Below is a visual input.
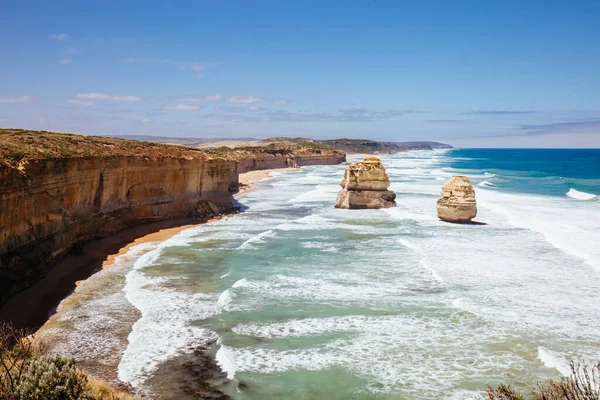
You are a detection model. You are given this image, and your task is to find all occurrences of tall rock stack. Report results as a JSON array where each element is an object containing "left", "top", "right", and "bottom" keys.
[
  {"left": 437, "top": 175, "right": 477, "bottom": 223},
  {"left": 335, "top": 157, "right": 397, "bottom": 209}
]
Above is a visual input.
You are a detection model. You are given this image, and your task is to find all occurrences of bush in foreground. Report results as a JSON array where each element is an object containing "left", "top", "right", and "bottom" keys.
[
  {"left": 14, "top": 356, "right": 93, "bottom": 400},
  {"left": 0, "top": 323, "right": 137, "bottom": 400}
]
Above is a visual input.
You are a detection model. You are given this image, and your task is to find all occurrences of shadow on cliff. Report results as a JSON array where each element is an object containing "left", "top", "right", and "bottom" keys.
[{"left": 0, "top": 217, "right": 224, "bottom": 332}]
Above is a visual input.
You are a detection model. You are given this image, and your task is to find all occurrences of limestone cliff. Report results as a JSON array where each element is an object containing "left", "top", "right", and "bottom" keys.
[
  {"left": 204, "top": 143, "right": 346, "bottom": 174},
  {"left": 437, "top": 175, "right": 477, "bottom": 223},
  {"left": 335, "top": 157, "right": 397, "bottom": 209},
  {"left": 0, "top": 141, "right": 236, "bottom": 302},
  {"left": 0, "top": 130, "right": 345, "bottom": 305}
]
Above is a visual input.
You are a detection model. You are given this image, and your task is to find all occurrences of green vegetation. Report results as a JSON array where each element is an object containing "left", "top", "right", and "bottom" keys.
[
  {"left": 0, "top": 323, "right": 138, "bottom": 400},
  {"left": 14, "top": 356, "right": 93, "bottom": 400},
  {"left": 487, "top": 361, "right": 600, "bottom": 400}
]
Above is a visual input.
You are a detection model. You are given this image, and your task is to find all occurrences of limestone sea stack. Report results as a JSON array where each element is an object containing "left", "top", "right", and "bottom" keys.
[
  {"left": 437, "top": 175, "right": 477, "bottom": 223},
  {"left": 335, "top": 157, "right": 396, "bottom": 209}
]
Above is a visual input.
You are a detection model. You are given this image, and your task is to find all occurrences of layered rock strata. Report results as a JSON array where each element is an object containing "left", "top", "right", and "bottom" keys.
[
  {"left": 0, "top": 129, "right": 346, "bottom": 306},
  {"left": 0, "top": 156, "right": 236, "bottom": 301},
  {"left": 335, "top": 157, "right": 396, "bottom": 209},
  {"left": 437, "top": 175, "right": 477, "bottom": 223}
]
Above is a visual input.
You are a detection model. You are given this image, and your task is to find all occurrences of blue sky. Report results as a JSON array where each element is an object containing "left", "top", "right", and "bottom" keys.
[{"left": 1, "top": 0, "right": 599, "bottom": 147}]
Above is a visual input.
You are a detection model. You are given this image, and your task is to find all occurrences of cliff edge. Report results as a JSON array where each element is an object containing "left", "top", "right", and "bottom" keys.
[{"left": 0, "top": 129, "right": 345, "bottom": 307}]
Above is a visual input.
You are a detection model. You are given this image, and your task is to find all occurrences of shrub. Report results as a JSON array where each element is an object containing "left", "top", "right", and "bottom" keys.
[
  {"left": 488, "top": 361, "right": 600, "bottom": 400},
  {"left": 1, "top": 323, "right": 140, "bottom": 400},
  {"left": 0, "top": 322, "right": 34, "bottom": 398},
  {"left": 14, "top": 356, "right": 94, "bottom": 400},
  {"left": 487, "top": 384, "right": 526, "bottom": 400}
]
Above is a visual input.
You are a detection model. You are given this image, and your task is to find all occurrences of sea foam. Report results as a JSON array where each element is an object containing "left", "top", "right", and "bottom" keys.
[
  {"left": 566, "top": 188, "right": 597, "bottom": 201},
  {"left": 537, "top": 346, "right": 571, "bottom": 376}
]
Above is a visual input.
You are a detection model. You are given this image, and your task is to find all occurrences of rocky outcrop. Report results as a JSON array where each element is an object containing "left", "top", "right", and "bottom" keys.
[
  {"left": 335, "top": 157, "right": 396, "bottom": 209},
  {"left": 437, "top": 176, "right": 477, "bottom": 223}
]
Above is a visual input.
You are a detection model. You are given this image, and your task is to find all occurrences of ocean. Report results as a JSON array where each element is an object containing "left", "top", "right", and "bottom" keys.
[{"left": 41, "top": 149, "right": 600, "bottom": 399}]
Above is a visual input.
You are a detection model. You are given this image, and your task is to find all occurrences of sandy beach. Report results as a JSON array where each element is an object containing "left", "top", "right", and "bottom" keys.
[
  {"left": 235, "top": 167, "right": 301, "bottom": 197},
  {"left": 102, "top": 167, "right": 302, "bottom": 270}
]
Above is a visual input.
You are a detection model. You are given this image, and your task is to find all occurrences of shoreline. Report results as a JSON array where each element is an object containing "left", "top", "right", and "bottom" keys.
[
  {"left": 234, "top": 167, "right": 301, "bottom": 197},
  {"left": 27, "top": 166, "right": 304, "bottom": 397},
  {"left": 0, "top": 167, "right": 302, "bottom": 332}
]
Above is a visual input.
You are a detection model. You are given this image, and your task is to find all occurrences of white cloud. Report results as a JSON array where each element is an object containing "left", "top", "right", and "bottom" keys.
[
  {"left": 164, "top": 104, "right": 200, "bottom": 111},
  {"left": 274, "top": 99, "right": 290, "bottom": 105},
  {"left": 58, "top": 59, "right": 72, "bottom": 65},
  {"left": 67, "top": 93, "right": 142, "bottom": 106},
  {"left": 175, "top": 95, "right": 222, "bottom": 102},
  {"left": 0, "top": 96, "right": 32, "bottom": 104},
  {"left": 52, "top": 34, "right": 70, "bottom": 40},
  {"left": 67, "top": 98, "right": 94, "bottom": 106},
  {"left": 63, "top": 47, "right": 78, "bottom": 54},
  {"left": 126, "top": 56, "right": 136, "bottom": 63},
  {"left": 76, "top": 93, "right": 142, "bottom": 102},
  {"left": 227, "top": 95, "right": 262, "bottom": 104}
]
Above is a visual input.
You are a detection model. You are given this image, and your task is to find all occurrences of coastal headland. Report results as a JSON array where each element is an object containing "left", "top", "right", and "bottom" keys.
[{"left": 0, "top": 129, "right": 345, "bottom": 329}]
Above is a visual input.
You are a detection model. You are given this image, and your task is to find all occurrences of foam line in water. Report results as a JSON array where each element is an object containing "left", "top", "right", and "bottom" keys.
[
  {"left": 238, "top": 229, "right": 277, "bottom": 249},
  {"left": 226, "top": 313, "right": 526, "bottom": 394},
  {"left": 215, "top": 342, "right": 238, "bottom": 379},
  {"left": 477, "top": 188, "right": 600, "bottom": 270},
  {"left": 118, "top": 233, "right": 222, "bottom": 387},
  {"left": 537, "top": 346, "right": 571, "bottom": 376},
  {"left": 566, "top": 188, "right": 597, "bottom": 201}
]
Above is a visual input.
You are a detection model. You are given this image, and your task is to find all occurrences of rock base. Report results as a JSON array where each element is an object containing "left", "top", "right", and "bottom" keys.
[
  {"left": 335, "top": 189, "right": 396, "bottom": 209},
  {"left": 437, "top": 198, "right": 477, "bottom": 222}
]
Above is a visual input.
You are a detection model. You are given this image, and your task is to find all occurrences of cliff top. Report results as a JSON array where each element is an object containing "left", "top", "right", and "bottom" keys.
[
  {"left": 0, "top": 129, "right": 344, "bottom": 168},
  {"left": 0, "top": 129, "right": 216, "bottom": 167},
  {"left": 201, "top": 141, "right": 344, "bottom": 158}
]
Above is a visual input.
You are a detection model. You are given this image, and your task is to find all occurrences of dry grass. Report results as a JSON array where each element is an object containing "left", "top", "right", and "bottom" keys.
[
  {"left": 488, "top": 361, "right": 600, "bottom": 400},
  {"left": 0, "top": 128, "right": 216, "bottom": 167},
  {"left": 87, "top": 378, "right": 140, "bottom": 400}
]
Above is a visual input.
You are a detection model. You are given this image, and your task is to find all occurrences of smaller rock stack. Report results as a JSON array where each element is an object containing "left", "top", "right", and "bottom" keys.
[
  {"left": 437, "top": 176, "right": 477, "bottom": 223},
  {"left": 335, "top": 157, "right": 397, "bottom": 209}
]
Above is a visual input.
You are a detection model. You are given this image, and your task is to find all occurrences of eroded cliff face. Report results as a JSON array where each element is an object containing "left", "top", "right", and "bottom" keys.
[
  {"left": 0, "top": 156, "right": 236, "bottom": 300},
  {"left": 0, "top": 129, "right": 346, "bottom": 307}
]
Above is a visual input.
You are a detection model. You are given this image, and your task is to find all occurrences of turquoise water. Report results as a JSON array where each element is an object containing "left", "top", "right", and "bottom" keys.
[{"left": 43, "top": 150, "right": 600, "bottom": 399}]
